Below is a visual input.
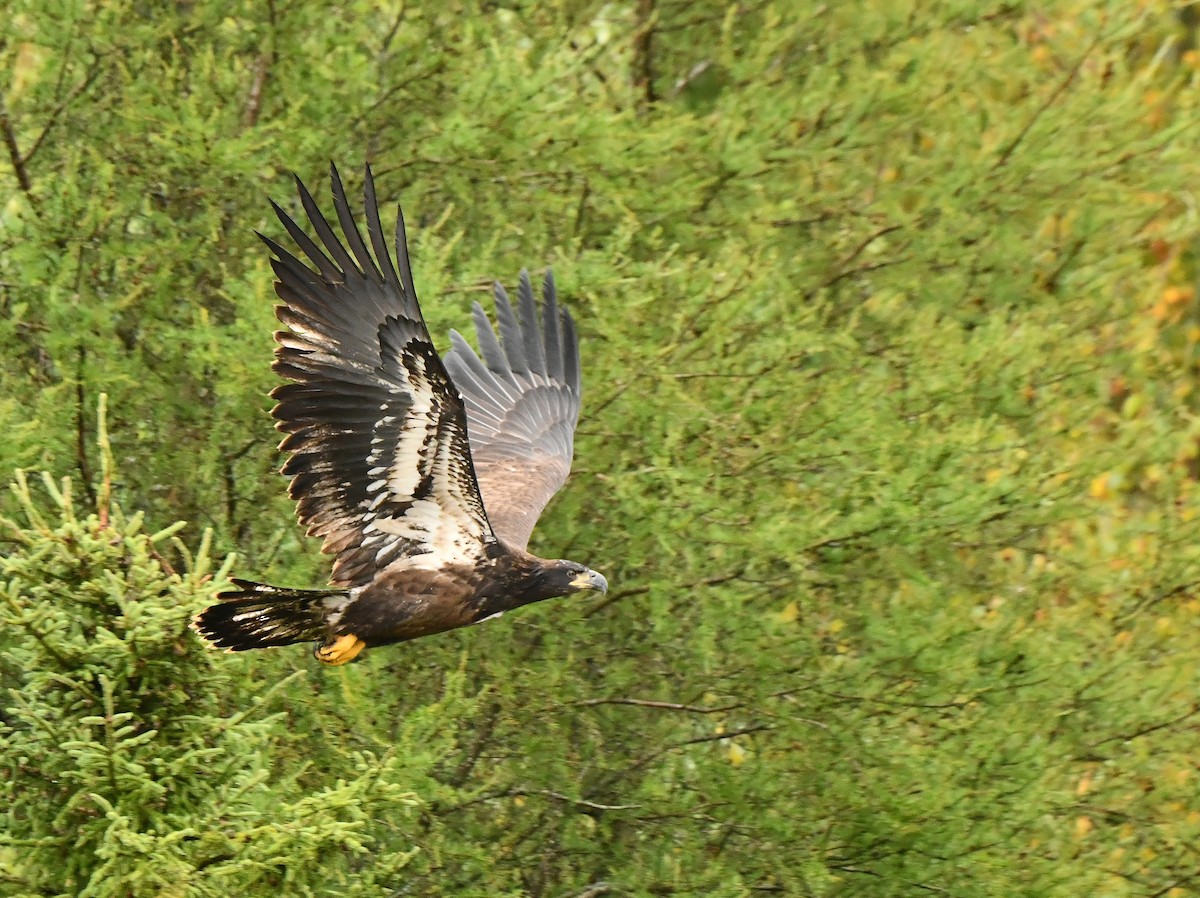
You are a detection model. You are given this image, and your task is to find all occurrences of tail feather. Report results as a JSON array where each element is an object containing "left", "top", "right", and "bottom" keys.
[{"left": 193, "top": 578, "right": 350, "bottom": 652}]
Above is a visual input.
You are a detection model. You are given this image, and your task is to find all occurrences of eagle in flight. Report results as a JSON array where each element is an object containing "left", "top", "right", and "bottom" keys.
[{"left": 193, "top": 165, "right": 606, "bottom": 665}]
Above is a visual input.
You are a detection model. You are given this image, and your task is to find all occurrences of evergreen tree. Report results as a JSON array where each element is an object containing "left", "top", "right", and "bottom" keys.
[{"left": 0, "top": 400, "right": 462, "bottom": 896}]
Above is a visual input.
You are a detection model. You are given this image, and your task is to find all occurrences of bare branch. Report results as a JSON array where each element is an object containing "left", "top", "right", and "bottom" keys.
[
  {"left": 561, "top": 884, "right": 615, "bottom": 898},
  {"left": 573, "top": 697, "right": 742, "bottom": 714},
  {"left": 0, "top": 99, "right": 34, "bottom": 204},
  {"left": 672, "top": 724, "right": 775, "bottom": 748},
  {"left": 244, "top": 55, "right": 271, "bottom": 127},
  {"left": 582, "top": 584, "right": 648, "bottom": 618},
  {"left": 243, "top": 0, "right": 276, "bottom": 127},
  {"left": 74, "top": 345, "right": 97, "bottom": 509},
  {"left": 20, "top": 57, "right": 105, "bottom": 170},
  {"left": 987, "top": 37, "right": 1100, "bottom": 176},
  {"left": 633, "top": 0, "right": 658, "bottom": 106},
  {"left": 530, "top": 789, "right": 640, "bottom": 812}
]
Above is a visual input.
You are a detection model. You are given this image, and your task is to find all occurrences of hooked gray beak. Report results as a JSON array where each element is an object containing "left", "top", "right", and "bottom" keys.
[{"left": 570, "top": 569, "right": 608, "bottom": 594}]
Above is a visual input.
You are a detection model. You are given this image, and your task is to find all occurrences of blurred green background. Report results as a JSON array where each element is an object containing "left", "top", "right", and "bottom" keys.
[{"left": 3, "top": 1, "right": 1200, "bottom": 895}]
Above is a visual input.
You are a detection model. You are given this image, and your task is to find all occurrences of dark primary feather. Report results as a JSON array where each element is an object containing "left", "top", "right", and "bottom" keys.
[
  {"left": 443, "top": 270, "right": 583, "bottom": 550},
  {"left": 265, "top": 164, "right": 494, "bottom": 587}
]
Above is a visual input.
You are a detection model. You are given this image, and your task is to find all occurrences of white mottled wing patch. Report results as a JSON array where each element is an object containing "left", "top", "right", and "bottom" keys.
[{"left": 265, "top": 166, "right": 496, "bottom": 587}]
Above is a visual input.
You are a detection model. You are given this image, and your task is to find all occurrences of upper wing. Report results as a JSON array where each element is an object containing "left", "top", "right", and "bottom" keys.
[
  {"left": 442, "top": 271, "right": 582, "bottom": 551},
  {"left": 265, "top": 165, "right": 495, "bottom": 587}
]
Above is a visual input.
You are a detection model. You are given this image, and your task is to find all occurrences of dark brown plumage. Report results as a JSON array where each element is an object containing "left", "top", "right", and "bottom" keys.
[{"left": 193, "top": 165, "right": 605, "bottom": 665}]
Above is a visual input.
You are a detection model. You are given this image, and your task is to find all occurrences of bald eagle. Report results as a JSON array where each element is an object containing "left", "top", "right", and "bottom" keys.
[{"left": 193, "top": 166, "right": 606, "bottom": 665}]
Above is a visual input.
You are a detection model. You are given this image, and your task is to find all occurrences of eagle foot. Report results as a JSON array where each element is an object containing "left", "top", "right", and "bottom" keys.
[{"left": 315, "top": 634, "right": 366, "bottom": 666}]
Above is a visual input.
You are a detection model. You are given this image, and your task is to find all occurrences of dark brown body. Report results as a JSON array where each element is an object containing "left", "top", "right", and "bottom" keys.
[
  {"left": 193, "top": 545, "right": 604, "bottom": 664},
  {"left": 338, "top": 565, "right": 482, "bottom": 647},
  {"left": 330, "top": 549, "right": 580, "bottom": 648}
]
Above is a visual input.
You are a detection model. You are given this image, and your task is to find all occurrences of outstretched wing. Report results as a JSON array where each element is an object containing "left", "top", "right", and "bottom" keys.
[
  {"left": 442, "top": 271, "right": 582, "bottom": 551},
  {"left": 265, "top": 164, "right": 495, "bottom": 587}
]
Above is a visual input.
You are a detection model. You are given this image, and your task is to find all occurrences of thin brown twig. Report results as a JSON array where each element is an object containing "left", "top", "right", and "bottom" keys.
[
  {"left": 244, "top": 55, "right": 271, "bottom": 127},
  {"left": 1087, "top": 703, "right": 1200, "bottom": 750},
  {"left": 572, "top": 175, "right": 591, "bottom": 239},
  {"left": 810, "top": 224, "right": 905, "bottom": 294},
  {"left": 987, "top": 37, "right": 1100, "bottom": 175},
  {"left": 587, "top": 723, "right": 774, "bottom": 799},
  {"left": 243, "top": 0, "right": 276, "bottom": 127},
  {"left": 573, "top": 697, "right": 742, "bottom": 714},
  {"left": 20, "top": 57, "right": 104, "bottom": 171},
  {"left": 0, "top": 100, "right": 34, "bottom": 202},
  {"left": 582, "top": 584, "right": 648, "bottom": 618},
  {"left": 583, "top": 569, "right": 741, "bottom": 619},
  {"left": 528, "top": 789, "right": 640, "bottom": 812},
  {"left": 675, "top": 724, "right": 773, "bottom": 745},
  {"left": 633, "top": 0, "right": 658, "bottom": 106},
  {"left": 74, "top": 345, "right": 97, "bottom": 509}
]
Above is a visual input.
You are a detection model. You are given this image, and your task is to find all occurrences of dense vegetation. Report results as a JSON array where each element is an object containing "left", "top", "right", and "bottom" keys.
[{"left": 3, "top": 1, "right": 1200, "bottom": 895}]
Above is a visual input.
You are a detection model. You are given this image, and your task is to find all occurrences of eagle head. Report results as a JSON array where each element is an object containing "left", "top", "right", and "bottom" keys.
[
  {"left": 472, "top": 555, "right": 608, "bottom": 623},
  {"left": 514, "top": 558, "right": 607, "bottom": 606},
  {"left": 552, "top": 560, "right": 609, "bottom": 596}
]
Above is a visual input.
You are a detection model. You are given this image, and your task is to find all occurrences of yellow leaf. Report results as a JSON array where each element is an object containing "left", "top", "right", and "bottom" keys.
[
  {"left": 1075, "top": 816, "right": 1093, "bottom": 838},
  {"left": 1076, "top": 772, "right": 1093, "bottom": 796},
  {"left": 727, "top": 742, "right": 747, "bottom": 766},
  {"left": 1165, "top": 285, "right": 1194, "bottom": 306},
  {"left": 776, "top": 601, "right": 799, "bottom": 623}
]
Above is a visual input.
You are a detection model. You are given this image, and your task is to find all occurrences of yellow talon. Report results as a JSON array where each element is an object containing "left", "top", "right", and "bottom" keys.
[{"left": 315, "top": 634, "right": 366, "bottom": 666}]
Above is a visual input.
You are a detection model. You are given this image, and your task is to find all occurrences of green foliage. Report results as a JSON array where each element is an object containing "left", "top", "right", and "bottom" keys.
[
  {"left": 0, "top": 401, "right": 469, "bottom": 895},
  {"left": 2, "top": 0, "right": 1200, "bottom": 895}
]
